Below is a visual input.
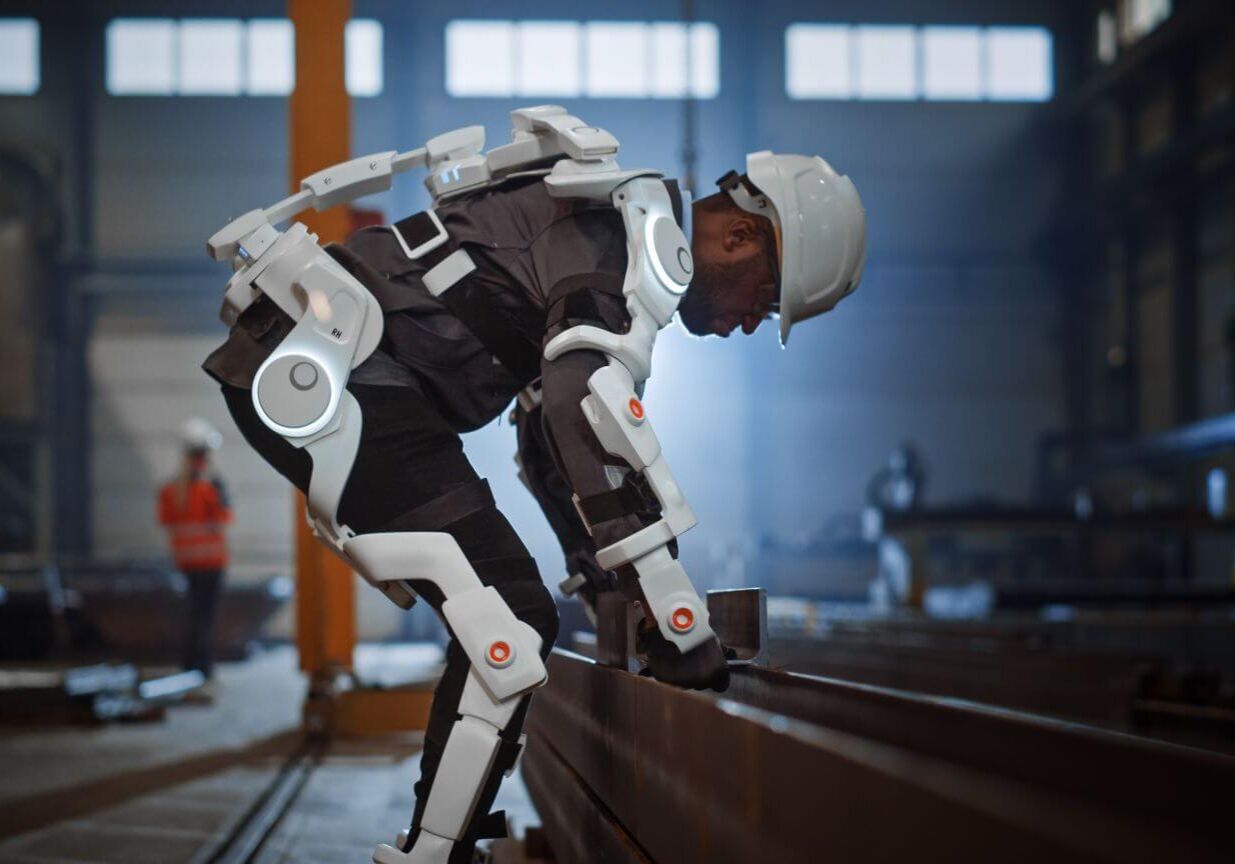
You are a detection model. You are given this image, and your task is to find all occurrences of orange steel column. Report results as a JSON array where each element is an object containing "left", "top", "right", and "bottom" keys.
[{"left": 289, "top": 0, "right": 355, "bottom": 676}]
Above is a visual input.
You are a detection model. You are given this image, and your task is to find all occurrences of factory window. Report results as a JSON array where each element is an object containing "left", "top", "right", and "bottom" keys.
[
  {"left": 107, "top": 19, "right": 177, "bottom": 95},
  {"left": 519, "top": 22, "right": 581, "bottom": 97},
  {"left": 786, "top": 23, "right": 1052, "bottom": 103},
  {"left": 652, "top": 21, "right": 716, "bottom": 99},
  {"left": 445, "top": 21, "right": 515, "bottom": 97},
  {"left": 0, "top": 19, "right": 39, "bottom": 95},
  {"left": 922, "top": 27, "right": 982, "bottom": 101},
  {"left": 247, "top": 19, "right": 295, "bottom": 95},
  {"left": 345, "top": 19, "right": 383, "bottom": 97},
  {"left": 785, "top": 24, "right": 850, "bottom": 99},
  {"left": 855, "top": 26, "right": 918, "bottom": 100},
  {"left": 179, "top": 19, "right": 244, "bottom": 95},
  {"left": 985, "top": 27, "right": 1052, "bottom": 102},
  {"left": 586, "top": 22, "right": 649, "bottom": 97},
  {"left": 105, "top": 18, "right": 381, "bottom": 97},
  {"left": 445, "top": 19, "right": 719, "bottom": 99}
]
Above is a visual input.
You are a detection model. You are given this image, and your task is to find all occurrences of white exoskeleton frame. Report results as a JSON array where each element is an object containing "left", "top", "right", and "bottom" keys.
[{"left": 206, "top": 105, "right": 713, "bottom": 862}]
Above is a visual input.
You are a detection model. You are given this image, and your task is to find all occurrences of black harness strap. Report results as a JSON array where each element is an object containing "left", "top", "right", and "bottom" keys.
[
  {"left": 473, "top": 809, "right": 509, "bottom": 841},
  {"left": 543, "top": 271, "right": 628, "bottom": 345},
  {"left": 385, "top": 211, "right": 544, "bottom": 381},
  {"left": 433, "top": 269, "right": 545, "bottom": 382},
  {"left": 379, "top": 479, "right": 495, "bottom": 533},
  {"left": 576, "top": 472, "right": 659, "bottom": 527},
  {"left": 548, "top": 271, "right": 626, "bottom": 304},
  {"left": 470, "top": 555, "right": 543, "bottom": 586}
]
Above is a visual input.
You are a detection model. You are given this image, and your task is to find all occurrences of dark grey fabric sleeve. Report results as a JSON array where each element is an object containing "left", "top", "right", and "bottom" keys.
[
  {"left": 540, "top": 349, "right": 649, "bottom": 550},
  {"left": 533, "top": 246, "right": 657, "bottom": 550},
  {"left": 513, "top": 400, "right": 612, "bottom": 593}
]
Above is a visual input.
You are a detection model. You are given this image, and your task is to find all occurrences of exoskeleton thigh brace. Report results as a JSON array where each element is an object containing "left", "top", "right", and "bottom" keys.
[
  {"left": 345, "top": 531, "right": 547, "bottom": 701},
  {"left": 353, "top": 531, "right": 548, "bottom": 864}
]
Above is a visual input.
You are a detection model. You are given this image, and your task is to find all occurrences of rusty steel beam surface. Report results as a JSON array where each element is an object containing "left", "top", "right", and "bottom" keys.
[{"left": 522, "top": 649, "right": 1235, "bottom": 864}]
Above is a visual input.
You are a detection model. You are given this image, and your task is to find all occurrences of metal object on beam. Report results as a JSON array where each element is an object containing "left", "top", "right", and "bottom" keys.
[
  {"left": 705, "top": 588, "right": 767, "bottom": 665},
  {"left": 594, "top": 591, "right": 630, "bottom": 668}
]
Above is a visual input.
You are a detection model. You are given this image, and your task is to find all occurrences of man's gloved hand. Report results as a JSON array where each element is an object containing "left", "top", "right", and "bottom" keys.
[{"left": 637, "top": 619, "right": 730, "bottom": 692}]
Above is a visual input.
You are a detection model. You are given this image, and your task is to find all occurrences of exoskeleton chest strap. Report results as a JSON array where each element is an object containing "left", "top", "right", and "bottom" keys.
[{"left": 385, "top": 209, "right": 544, "bottom": 383}]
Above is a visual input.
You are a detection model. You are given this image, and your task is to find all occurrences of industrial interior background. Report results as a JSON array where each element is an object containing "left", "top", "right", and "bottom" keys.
[{"left": 0, "top": 1, "right": 1233, "bottom": 862}]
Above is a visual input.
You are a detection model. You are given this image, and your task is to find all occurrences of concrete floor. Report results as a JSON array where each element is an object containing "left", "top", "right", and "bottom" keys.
[
  {"left": 0, "top": 649, "right": 304, "bottom": 808},
  {"left": 0, "top": 647, "right": 541, "bottom": 864}
]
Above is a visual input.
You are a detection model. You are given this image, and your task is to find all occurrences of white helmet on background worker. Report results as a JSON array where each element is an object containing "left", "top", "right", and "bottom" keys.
[
  {"left": 181, "top": 417, "right": 222, "bottom": 453},
  {"left": 722, "top": 151, "right": 867, "bottom": 345}
]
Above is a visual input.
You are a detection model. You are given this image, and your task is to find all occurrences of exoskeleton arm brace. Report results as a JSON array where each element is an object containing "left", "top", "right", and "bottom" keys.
[
  {"left": 510, "top": 385, "right": 613, "bottom": 617},
  {"left": 542, "top": 170, "right": 715, "bottom": 654}
]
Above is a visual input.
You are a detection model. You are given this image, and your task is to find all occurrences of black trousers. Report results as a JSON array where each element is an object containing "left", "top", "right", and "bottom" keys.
[
  {"left": 183, "top": 568, "right": 224, "bottom": 677},
  {"left": 221, "top": 382, "right": 558, "bottom": 861}
]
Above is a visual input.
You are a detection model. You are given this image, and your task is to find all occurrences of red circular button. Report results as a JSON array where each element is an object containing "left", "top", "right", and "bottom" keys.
[
  {"left": 670, "top": 607, "right": 695, "bottom": 633},
  {"left": 628, "top": 398, "right": 644, "bottom": 420},
  {"left": 488, "top": 641, "right": 511, "bottom": 665}
]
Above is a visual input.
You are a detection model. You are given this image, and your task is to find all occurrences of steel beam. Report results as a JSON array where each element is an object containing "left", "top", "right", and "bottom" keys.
[
  {"left": 524, "top": 649, "right": 1235, "bottom": 863},
  {"left": 522, "top": 728, "right": 651, "bottom": 864}
]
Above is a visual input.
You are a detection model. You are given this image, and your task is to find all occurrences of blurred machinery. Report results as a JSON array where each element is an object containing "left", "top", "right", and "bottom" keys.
[{"left": 0, "top": 562, "right": 287, "bottom": 663}]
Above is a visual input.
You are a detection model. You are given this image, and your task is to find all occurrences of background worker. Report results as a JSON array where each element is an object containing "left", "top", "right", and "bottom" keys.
[{"left": 158, "top": 417, "right": 233, "bottom": 682}]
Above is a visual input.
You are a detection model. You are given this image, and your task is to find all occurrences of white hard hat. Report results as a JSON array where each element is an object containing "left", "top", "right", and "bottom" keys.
[
  {"left": 724, "top": 151, "right": 867, "bottom": 345},
  {"left": 181, "top": 417, "right": 222, "bottom": 452}
]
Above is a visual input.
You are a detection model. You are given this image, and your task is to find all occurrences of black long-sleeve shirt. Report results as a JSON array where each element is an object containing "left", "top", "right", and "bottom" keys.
[{"left": 204, "top": 173, "right": 680, "bottom": 567}]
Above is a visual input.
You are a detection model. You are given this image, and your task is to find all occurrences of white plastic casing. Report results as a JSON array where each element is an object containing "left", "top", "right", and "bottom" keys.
[
  {"left": 581, "top": 364, "right": 695, "bottom": 538},
  {"left": 571, "top": 363, "right": 711, "bottom": 653},
  {"left": 627, "top": 547, "right": 712, "bottom": 653},
  {"left": 359, "top": 540, "right": 545, "bottom": 864},
  {"left": 543, "top": 174, "right": 689, "bottom": 385},
  {"left": 250, "top": 255, "right": 383, "bottom": 441},
  {"left": 420, "top": 716, "right": 499, "bottom": 837},
  {"left": 443, "top": 588, "right": 546, "bottom": 701},
  {"left": 739, "top": 151, "right": 867, "bottom": 345},
  {"left": 344, "top": 532, "right": 547, "bottom": 702},
  {"left": 300, "top": 151, "right": 397, "bottom": 211}
]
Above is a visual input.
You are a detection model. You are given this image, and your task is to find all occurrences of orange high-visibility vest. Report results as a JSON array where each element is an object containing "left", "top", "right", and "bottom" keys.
[{"left": 158, "top": 477, "right": 233, "bottom": 572}]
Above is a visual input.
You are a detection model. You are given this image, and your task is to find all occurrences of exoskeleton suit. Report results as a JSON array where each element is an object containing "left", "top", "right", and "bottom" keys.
[{"left": 202, "top": 106, "right": 865, "bottom": 864}]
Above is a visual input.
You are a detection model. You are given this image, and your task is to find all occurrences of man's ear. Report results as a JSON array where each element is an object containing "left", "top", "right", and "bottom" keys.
[{"left": 722, "top": 216, "right": 761, "bottom": 252}]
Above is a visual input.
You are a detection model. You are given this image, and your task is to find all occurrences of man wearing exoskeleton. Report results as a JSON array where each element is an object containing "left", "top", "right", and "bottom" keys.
[{"left": 202, "top": 106, "right": 865, "bottom": 864}]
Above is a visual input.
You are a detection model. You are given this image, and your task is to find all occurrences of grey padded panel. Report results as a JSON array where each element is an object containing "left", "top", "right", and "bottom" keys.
[
  {"left": 256, "top": 354, "right": 331, "bottom": 429},
  {"left": 652, "top": 216, "right": 692, "bottom": 287}
]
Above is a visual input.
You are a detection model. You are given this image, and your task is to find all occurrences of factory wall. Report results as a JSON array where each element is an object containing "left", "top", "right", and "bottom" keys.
[{"left": 1, "top": 1, "right": 1073, "bottom": 604}]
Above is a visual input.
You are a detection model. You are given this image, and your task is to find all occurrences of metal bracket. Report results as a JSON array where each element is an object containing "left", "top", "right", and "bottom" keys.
[{"left": 706, "top": 588, "right": 768, "bottom": 666}]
